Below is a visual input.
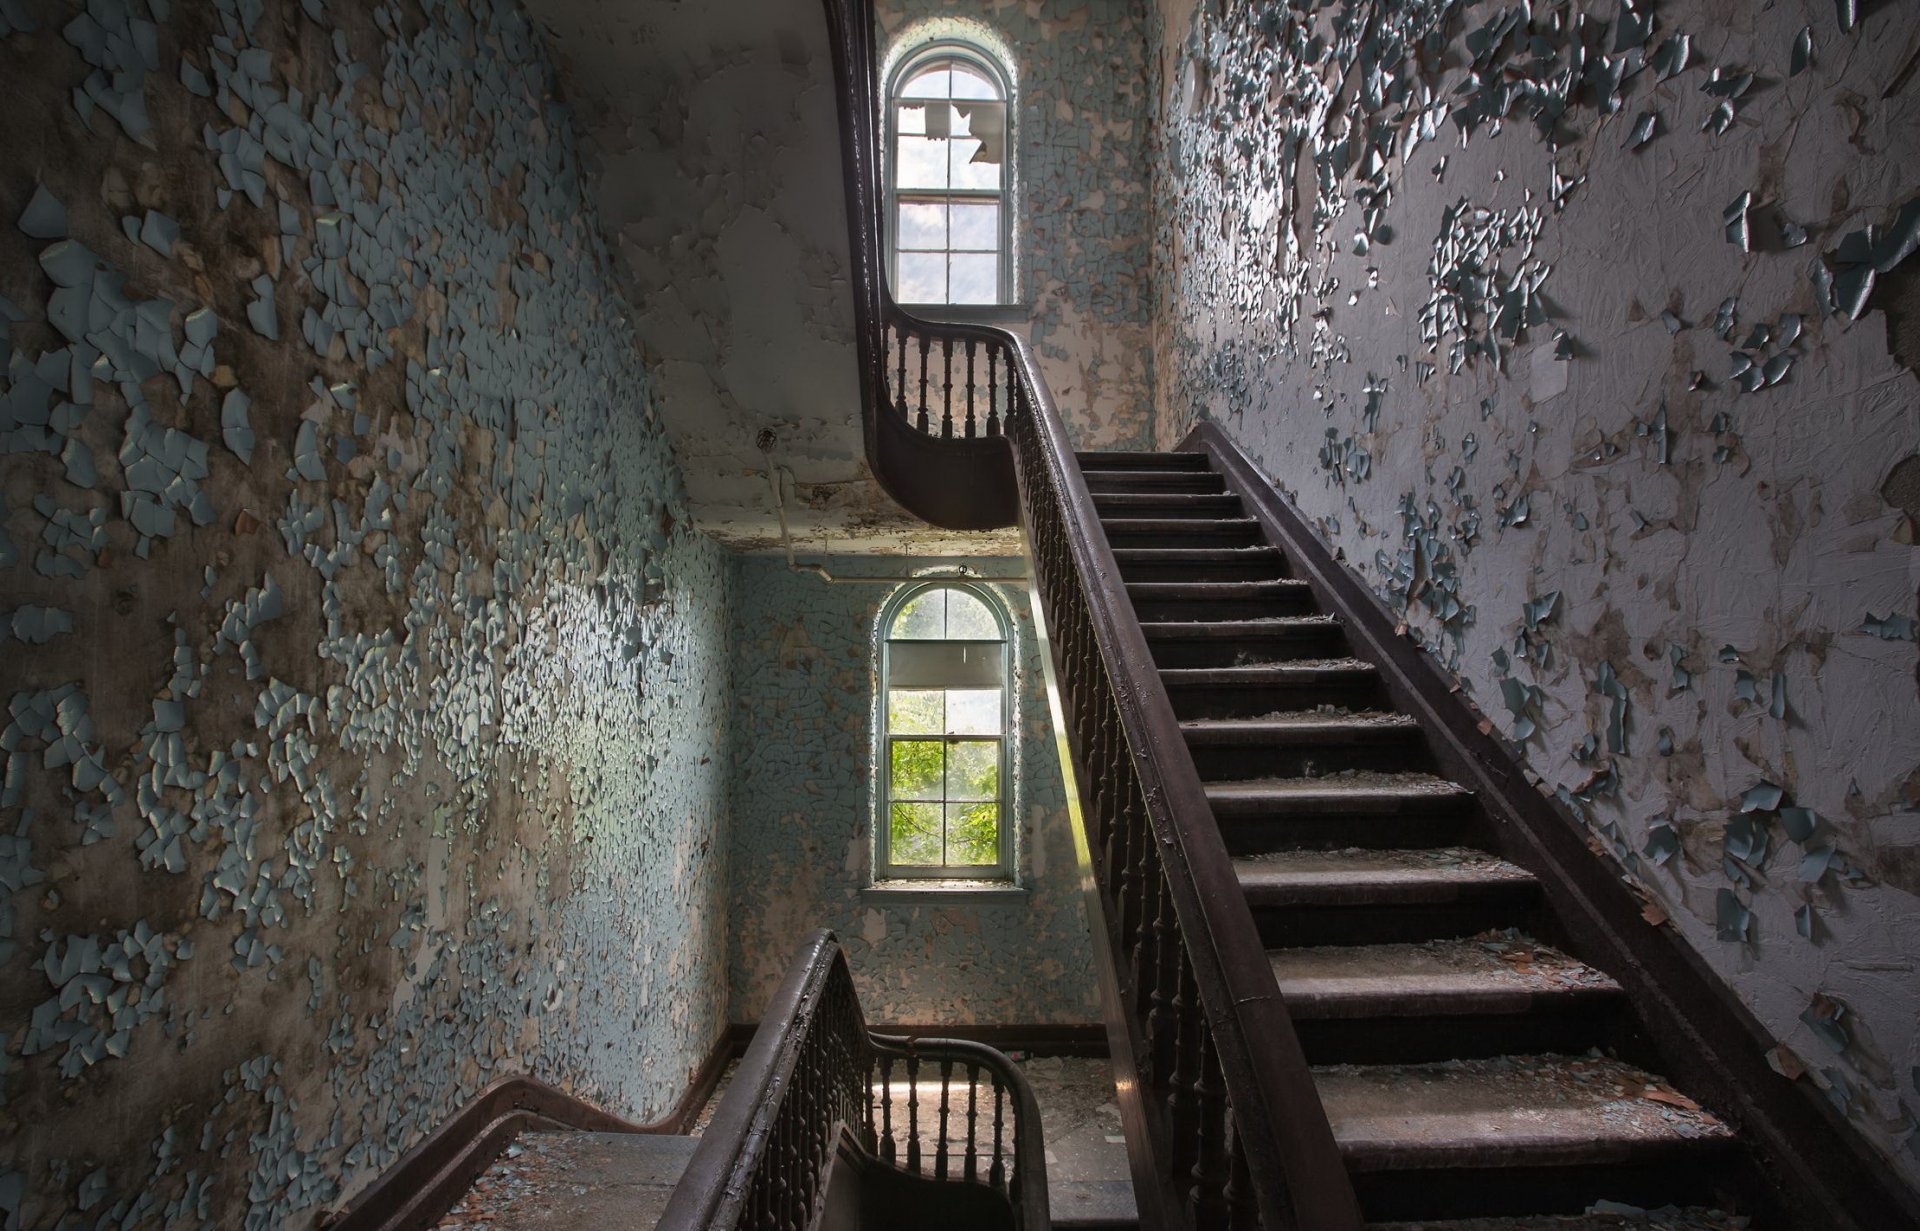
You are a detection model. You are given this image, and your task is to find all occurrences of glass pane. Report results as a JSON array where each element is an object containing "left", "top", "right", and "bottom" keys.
[
  {"left": 891, "top": 802, "right": 943, "bottom": 865},
  {"left": 897, "top": 201, "right": 946, "bottom": 250},
  {"left": 947, "top": 802, "right": 999, "bottom": 866},
  {"left": 897, "top": 252, "right": 945, "bottom": 303},
  {"left": 949, "top": 138, "right": 998, "bottom": 191},
  {"left": 946, "top": 689, "right": 1002, "bottom": 735},
  {"left": 950, "top": 202, "right": 998, "bottom": 251},
  {"left": 949, "top": 64, "right": 998, "bottom": 100},
  {"left": 889, "top": 689, "right": 944, "bottom": 735},
  {"left": 896, "top": 103, "right": 928, "bottom": 136},
  {"left": 890, "top": 739, "right": 944, "bottom": 801},
  {"left": 900, "top": 67, "right": 950, "bottom": 99},
  {"left": 947, "top": 740, "right": 999, "bottom": 801},
  {"left": 943, "top": 589, "right": 999, "bottom": 639},
  {"left": 890, "top": 588, "right": 947, "bottom": 639},
  {"left": 897, "top": 136, "right": 949, "bottom": 191},
  {"left": 949, "top": 253, "right": 998, "bottom": 305}
]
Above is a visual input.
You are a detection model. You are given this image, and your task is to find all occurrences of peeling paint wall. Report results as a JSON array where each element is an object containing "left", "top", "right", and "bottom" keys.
[
  {"left": 1149, "top": 0, "right": 1920, "bottom": 1181},
  {"left": 879, "top": 0, "right": 1157, "bottom": 451},
  {"left": 725, "top": 556, "right": 1099, "bottom": 1025},
  {"left": 0, "top": 0, "right": 732, "bottom": 1225}
]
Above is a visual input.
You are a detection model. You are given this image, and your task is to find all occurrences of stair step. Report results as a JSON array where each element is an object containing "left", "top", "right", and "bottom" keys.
[
  {"left": 1101, "top": 517, "right": 1263, "bottom": 549},
  {"left": 1183, "top": 712, "right": 1428, "bottom": 777},
  {"left": 1160, "top": 661, "right": 1386, "bottom": 718},
  {"left": 1320, "top": 1055, "right": 1739, "bottom": 1220},
  {"left": 1140, "top": 617, "right": 1348, "bottom": 667},
  {"left": 1083, "top": 469, "right": 1225, "bottom": 494},
  {"left": 1091, "top": 492, "right": 1243, "bottom": 518},
  {"left": 1129, "top": 579, "right": 1318, "bottom": 622},
  {"left": 1277, "top": 935, "right": 1628, "bottom": 1064},
  {"left": 1110, "top": 546, "right": 1290, "bottom": 582},
  {"left": 440, "top": 1131, "right": 697, "bottom": 1229},
  {"left": 1078, "top": 450, "right": 1210, "bottom": 470},
  {"left": 1238, "top": 847, "right": 1539, "bottom": 945},
  {"left": 1208, "top": 774, "right": 1478, "bottom": 853}
]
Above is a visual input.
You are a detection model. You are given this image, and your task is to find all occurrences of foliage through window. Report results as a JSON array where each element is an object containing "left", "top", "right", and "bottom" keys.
[
  {"left": 878, "top": 584, "right": 1011, "bottom": 878},
  {"left": 888, "top": 45, "right": 1011, "bottom": 305}
]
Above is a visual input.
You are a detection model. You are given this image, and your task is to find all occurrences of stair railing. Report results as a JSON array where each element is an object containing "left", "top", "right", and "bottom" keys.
[
  {"left": 658, "top": 929, "right": 1048, "bottom": 1231},
  {"left": 820, "top": 0, "right": 1364, "bottom": 1225}
]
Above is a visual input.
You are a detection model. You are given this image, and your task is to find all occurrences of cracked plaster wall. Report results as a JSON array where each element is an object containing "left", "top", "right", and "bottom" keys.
[
  {"left": 880, "top": 0, "right": 1158, "bottom": 451},
  {"left": 1148, "top": 0, "right": 1920, "bottom": 1182},
  {"left": 0, "top": 0, "right": 732, "bottom": 1225},
  {"left": 725, "top": 556, "right": 1100, "bottom": 1026}
]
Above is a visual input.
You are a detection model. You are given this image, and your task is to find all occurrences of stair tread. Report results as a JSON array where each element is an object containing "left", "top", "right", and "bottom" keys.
[
  {"left": 1368, "top": 1209, "right": 1747, "bottom": 1230},
  {"left": 1209, "top": 771, "right": 1472, "bottom": 802},
  {"left": 1111, "top": 546, "right": 1282, "bottom": 556},
  {"left": 1127, "top": 580, "right": 1310, "bottom": 596},
  {"left": 1184, "top": 713, "right": 1418, "bottom": 740},
  {"left": 1238, "top": 846, "right": 1535, "bottom": 895},
  {"left": 1078, "top": 450, "right": 1209, "bottom": 469},
  {"left": 1316, "top": 1055, "right": 1733, "bottom": 1171},
  {"left": 1269, "top": 931, "right": 1621, "bottom": 1018},
  {"left": 1162, "top": 660, "right": 1377, "bottom": 679},
  {"left": 441, "top": 1131, "right": 696, "bottom": 1229}
]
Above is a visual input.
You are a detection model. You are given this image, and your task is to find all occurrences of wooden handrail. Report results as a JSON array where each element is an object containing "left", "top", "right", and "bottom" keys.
[
  {"left": 658, "top": 930, "right": 1049, "bottom": 1231},
  {"left": 817, "top": 0, "right": 1364, "bottom": 1223}
]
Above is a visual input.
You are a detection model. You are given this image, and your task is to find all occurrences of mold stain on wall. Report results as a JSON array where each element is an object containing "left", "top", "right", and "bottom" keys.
[
  {"left": 724, "top": 556, "right": 1099, "bottom": 1027},
  {"left": 879, "top": 0, "right": 1158, "bottom": 451},
  {"left": 1148, "top": 0, "right": 1920, "bottom": 1180},
  {"left": 0, "top": 0, "right": 732, "bottom": 1224}
]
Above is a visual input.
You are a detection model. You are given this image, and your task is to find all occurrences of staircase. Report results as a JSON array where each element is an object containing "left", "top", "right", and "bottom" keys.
[{"left": 1080, "top": 449, "right": 1749, "bottom": 1225}]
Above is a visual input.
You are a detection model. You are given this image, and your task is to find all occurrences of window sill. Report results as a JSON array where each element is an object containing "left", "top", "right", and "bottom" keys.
[
  {"left": 863, "top": 879, "right": 1029, "bottom": 904},
  {"left": 898, "top": 303, "right": 1032, "bottom": 326}
]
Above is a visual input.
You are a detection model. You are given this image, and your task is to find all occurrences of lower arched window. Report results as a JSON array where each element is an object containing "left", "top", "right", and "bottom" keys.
[{"left": 877, "top": 583, "right": 1011, "bottom": 878}]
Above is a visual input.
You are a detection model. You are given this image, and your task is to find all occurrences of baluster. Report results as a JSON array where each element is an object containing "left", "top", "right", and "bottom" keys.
[
  {"left": 941, "top": 337, "right": 954, "bottom": 437},
  {"left": 916, "top": 335, "right": 931, "bottom": 433},
  {"left": 1192, "top": 1033, "right": 1232, "bottom": 1223},
  {"left": 1140, "top": 867, "right": 1176, "bottom": 1089},
  {"left": 935, "top": 1058, "right": 953, "bottom": 1179},
  {"left": 906, "top": 1050, "right": 922, "bottom": 1173},
  {"left": 963, "top": 1062, "right": 981, "bottom": 1182},
  {"left": 964, "top": 339, "right": 978, "bottom": 437},
  {"left": 989, "top": 1078, "right": 1007, "bottom": 1191},
  {"left": 895, "top": 325, "right": 909, "bottom": 421},
  {"left": 1167, "top": 948, "right": 1203, "bottom": 1188},
  {"left": 986, "top": 345, "right": 1001, "bottom": 436},
  {"left": 880, "top": 1053, "right": 896, "bottom": 1164},
  {"left": 1225, "top": 1111, "right": 1259, "bottom": 1230}
]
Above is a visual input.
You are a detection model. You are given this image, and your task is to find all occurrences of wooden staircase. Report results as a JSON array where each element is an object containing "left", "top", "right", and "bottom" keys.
[{"left": 1080, "top": 449, "right": 1758, "bottom": 1226}]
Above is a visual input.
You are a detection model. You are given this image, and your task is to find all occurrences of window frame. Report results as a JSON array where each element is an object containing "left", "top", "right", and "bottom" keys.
[
  {"left": 884, "top": 41, "right": 1016, "bottom": 308},
  {"left": 874, "top": 581, "right": 1016, "bottom": 882}
]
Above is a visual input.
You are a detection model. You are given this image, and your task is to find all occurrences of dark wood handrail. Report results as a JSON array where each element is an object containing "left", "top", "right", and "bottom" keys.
[
  {"left": 820, "top": 0, "right": 1360, "bottom": 1222},
  {"left": 658, "top": 930, "right": 1049, "bottom": 1231}
]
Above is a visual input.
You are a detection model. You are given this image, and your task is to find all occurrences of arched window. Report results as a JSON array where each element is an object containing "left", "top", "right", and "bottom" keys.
[
  {"left": 887, "top": 44, "right": 1012, "bottom": 306},
  {"left": 877, "top": 583, "right": 1011, "bottom": 878}
]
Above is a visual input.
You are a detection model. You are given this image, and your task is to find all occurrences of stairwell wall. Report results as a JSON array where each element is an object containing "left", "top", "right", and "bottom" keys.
[
  {"left": 1148, "top": 0, "right": 1920, "bottom": 1184},
  {"left": 0, "top": 0, "right": 732, "bottom": 1225}
]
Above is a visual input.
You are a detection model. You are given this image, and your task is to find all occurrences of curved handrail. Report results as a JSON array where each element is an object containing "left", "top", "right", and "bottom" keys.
[
  {"left": 818, "top": 0, "right": 1364, "bottom": 1223},
  {"left": 658, "top": 930, "right": 1049, "bottom": 1231}
]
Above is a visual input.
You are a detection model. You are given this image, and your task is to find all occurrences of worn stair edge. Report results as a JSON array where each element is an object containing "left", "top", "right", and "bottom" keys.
[
  {"left": 1207, "top": 774, "right": 1474, "bottom": 816},
  {"left": 1268, "top": 935, "right": 1622, "bottom": 1020},
  {"left": 1236, "top": 849, "right": 1537, "bottom": 907}
]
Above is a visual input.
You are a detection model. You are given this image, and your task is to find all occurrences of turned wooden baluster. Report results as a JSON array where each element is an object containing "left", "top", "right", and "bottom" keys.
[
  {"left": 916, "top": 334, "right": 931, "bottom": 433},
  {"left": 990, "top": 1077, "right": 1008, "bottom": 1191},
  {"left": 940, "top": 337, "right": 954, "bottom": 437},
  {"left": 879, "top": 1053, "right": 896, "bottom": 1164},
  {"left": 1225, "top": 1111, "right": 1260, "bottom": 1230},
  {"left": 964, "top": 339, "right": 978, "bottom": 437},
  {"left": 906, "top": 1051, "right": 922, "bottom": 1172},
  {"left": 895, "top": 325, "right": 909, "bottom": 422},
  {"left": 986, "top": 345, "right": 1001, "bottom": 436},
  {"left": 936, "top": 1057, "right": 953, "bottom": 1179}
]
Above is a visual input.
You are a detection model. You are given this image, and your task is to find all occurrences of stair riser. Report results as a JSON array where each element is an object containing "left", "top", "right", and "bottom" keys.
[
  {"left": 1078, "top": 452, "right": 1210, "bottom": 471},
  {"left": 1187, "top": 738, "right": 1429, "bottom": 780},
  {"left": 1114, "top": 555, "right": 1290, "bottom": 583},
  {"left": 1103, "top": 524, "right": 1263, "bottom": 550},
  {"left": 1130, "top": 594, "right": 1318, "bottom": 622},
  {"left": 1250, "top": 893, "right": 1542, "bottom": 947},
  {"left": 1146, "top": 629, "right": 1351, "bottom": 668},
  {"left": 1291, "top": 1005, "right": 1628, "bottom": 1066},
  {"left": 1092, "top": 497, "right": 1244, "bottom": 519},
  {"left": 1161, "top": 678, "right": 1388, "bottom": 719},
  {"left": 1220, "top": 813, "right": 1478, "bottom": 854},
  {"left": 1083, "top": 472, "right": 1226, "bottom": 494},
  {"left": 1348, "top": 1154, "right": 1755, "bottom": 1224}
]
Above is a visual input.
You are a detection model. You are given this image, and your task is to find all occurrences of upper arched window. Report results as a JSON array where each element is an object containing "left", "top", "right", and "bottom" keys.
[
  {"left": 887, "top": 45, "right": 1012, "bottom": 306},
  {"left": 877, "top": 583, "right": 1012, "bottom": 878}
]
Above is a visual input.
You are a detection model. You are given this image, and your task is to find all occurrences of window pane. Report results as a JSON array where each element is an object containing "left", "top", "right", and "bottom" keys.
[
  {"left": 947, "top": 740, "right": 999, "bottom": 801},
  {"left": 896, "top": 103, "right": 928, "bottom": 136},
  {"left": 889, "top": 689, "right": 944, "bottom": 735},
  {"left": 897, "top": 201, "right": 946, "bottom": 251},
  {"left": 891, "top": 802, "right": 943, "bottom": 865},
  {"left": 897, "top": 252, "right": 946, "bottom": 303},
  {"left": 947, "top": 802, "right": 999, "bottom": 866},
  {"left": 950, "top": 202, "right": 998, "bottom": 251},
  {"left": 946, "top": 689, "right": 1002, "bottom": 735},
  {"left": 890, "top": 588, "right": 947, "bottom": 638},
  {"left": 897, "top": 136, "right": 950, "bottom": 191},
  {"left": 949, "top": 64, "right": 998, "bottom": 100},
  {"left": 949, "top": 253, "right": 998, "bottom": 305},
  {"left": 949, "top": 138, "right": 998, "bottom": 191},
  {"left": 942, "top": 589, "right": 998, "bottom": 639},
  {"left": 891, "top": 739, "right": 944, "bottom": 800},
  {"left": 900, "top": 67, "right": 950, "bottom": 99}
]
